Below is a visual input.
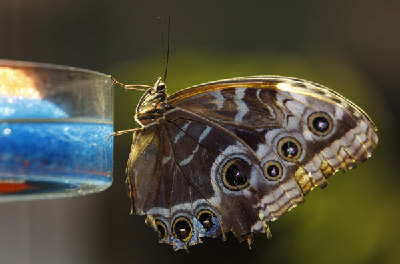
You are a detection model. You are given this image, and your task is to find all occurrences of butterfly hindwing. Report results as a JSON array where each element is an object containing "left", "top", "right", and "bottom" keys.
[{"left": 165, "top": 109, "right": 268, "bottom": 240}]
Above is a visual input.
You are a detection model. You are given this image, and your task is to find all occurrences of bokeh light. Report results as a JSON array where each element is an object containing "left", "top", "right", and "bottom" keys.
[{"left": 0, "top": 67, "right": 39, "bottom": 98}]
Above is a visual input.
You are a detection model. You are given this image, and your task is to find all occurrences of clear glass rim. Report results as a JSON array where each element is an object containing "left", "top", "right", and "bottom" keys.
[{"left": 0, "top": 59, "right": 110, "bottom": 78}]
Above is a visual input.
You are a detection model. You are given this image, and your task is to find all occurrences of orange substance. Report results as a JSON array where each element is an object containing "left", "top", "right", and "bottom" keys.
[{"left": 0, "top": 181, "right": 34, "bottom": 194}]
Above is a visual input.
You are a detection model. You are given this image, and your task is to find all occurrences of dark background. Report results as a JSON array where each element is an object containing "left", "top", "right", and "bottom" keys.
[{"left": 1, "top": 1, "right": 399, "bottom": 263}]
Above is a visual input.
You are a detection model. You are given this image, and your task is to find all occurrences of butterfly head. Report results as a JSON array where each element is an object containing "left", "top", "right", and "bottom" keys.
[
  {"left": 154, "top": 77, "right": 166, "bottom": 93},
  {"left": 135, "top": 77, "right": 170, "bottom": 126}
]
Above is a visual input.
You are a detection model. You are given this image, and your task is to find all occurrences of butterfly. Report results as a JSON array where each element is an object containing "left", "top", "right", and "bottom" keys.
[{"left": 110, "top": 75, "right": 378, "bottom": 251}]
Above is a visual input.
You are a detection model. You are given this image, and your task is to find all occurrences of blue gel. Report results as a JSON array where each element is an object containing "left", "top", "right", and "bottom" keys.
[
  {"left": 0, "top": 97, "right": 68, "bottom": 119},
  {"left": 0, "top": 97, "right": 113, "bottom": 197}
]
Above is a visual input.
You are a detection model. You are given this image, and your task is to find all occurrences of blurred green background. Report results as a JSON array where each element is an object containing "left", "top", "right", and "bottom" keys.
[{"left": 1, "top": 1, "right": 399, "bottom": 264}]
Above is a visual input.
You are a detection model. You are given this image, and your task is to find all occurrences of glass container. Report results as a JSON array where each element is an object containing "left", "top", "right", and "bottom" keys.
[{"left": 0, "top": 60, "right": 113, "bottom": 201}]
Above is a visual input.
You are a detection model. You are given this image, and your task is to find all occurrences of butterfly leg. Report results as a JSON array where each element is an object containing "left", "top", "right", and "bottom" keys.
[
  {"left": 109, "top": 75, "right": 152, "bottom": 91},
  {"left": 246, "top": 236, "right": 254, "bottom": 250},
  {"left": 107, "top": 128, "right": 143, "bottom": 141},
  {"left": 265, "top": 224, "right": 272, "bottom": 239}
]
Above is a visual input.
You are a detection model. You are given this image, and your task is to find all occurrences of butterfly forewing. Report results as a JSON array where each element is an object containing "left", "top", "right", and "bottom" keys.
[
  {"left": 170, "top": 77, "right": 377, "bottom": 189},
  {"left": 125, "top": 76, "right": 378, "bottom": 250}
]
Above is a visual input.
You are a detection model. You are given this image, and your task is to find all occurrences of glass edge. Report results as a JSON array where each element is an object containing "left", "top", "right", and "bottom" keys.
[{"left": 0, "top": 59, "right": 111, "bottom": 79}]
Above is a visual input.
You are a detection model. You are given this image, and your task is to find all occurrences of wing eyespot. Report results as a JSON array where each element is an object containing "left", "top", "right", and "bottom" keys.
[
  {"left": 277, "top": 137, "right": 302, "bottom": 162},
  {"left": 307, "top": 111, "right": 333, "bottom": 136},
  {"left": 172, "top": 216, "right": 193, "bottom": 242},
  {"left": 263, "top": 160, "right": 283, "bottom": 181},
  {"left": 197, "top": 209, "right": 216, "bottom": 232},
  {"left": 221, "top": 158, "right": 251, "bottom": 191},
  {"left": 155, "top": 220, "right": 168, "bottom": 241}
]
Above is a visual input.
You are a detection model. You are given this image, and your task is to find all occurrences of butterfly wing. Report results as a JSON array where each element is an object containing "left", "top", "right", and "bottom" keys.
[
  {"left": 126, "top": 76, "right": 378, "bottom": 250},
  {"left": 126, "top": 111, "right": 269, "bottom": 250},
  {"left": 169, "top": 76, "right": 378, "bottom": 190}
]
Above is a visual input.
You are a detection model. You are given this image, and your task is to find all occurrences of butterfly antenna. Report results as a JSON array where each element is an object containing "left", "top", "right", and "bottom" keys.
[
  {"left": 163, "top": 15, "right": 171, "bottom": 83},
  {"left": 157, "top": 16, "right": 171, "bottom": 83},
  {"left": 157, "top": 17, "right": 166, "bottom": 76}
]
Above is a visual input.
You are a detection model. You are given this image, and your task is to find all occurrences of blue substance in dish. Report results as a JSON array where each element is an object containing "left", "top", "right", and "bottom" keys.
[
  {"left": 0, "top": 122, "right": 113, "bottom": 180},
  {"left": 0, "top": 97, "right": 113, "bottom": 195},
  {"left": 0, "top": 97, "right": 68, "bottom": 118}
]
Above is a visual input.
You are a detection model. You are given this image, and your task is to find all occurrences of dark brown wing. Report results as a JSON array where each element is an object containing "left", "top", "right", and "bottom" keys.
[
  {"left": 168, "top": 76, "right": 378, "bottom": 228},
  {"left": 126, "top": 76, "right": 378, "bottom": 250},
  {"left": 126, "top": 109, "right": 272, "bottom": 250},
  {"left": 169, "top": 76, "right": 377, "bottom": 189}
]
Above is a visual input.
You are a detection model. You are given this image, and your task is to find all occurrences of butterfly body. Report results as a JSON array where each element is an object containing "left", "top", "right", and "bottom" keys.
[
  {"left": 123, "top": 76, "right": 378, "bottom": 250},
  {"left": 134, "top": 77, "right": 170, "bottom": 126}
]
